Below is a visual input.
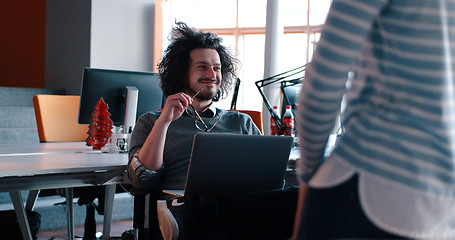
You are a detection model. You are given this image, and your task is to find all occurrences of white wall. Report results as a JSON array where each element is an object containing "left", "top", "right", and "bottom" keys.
[
  {"left": 90, "top": 0, "right": 155, "bottom": 72},
  {"left": 45, "top": 0, "right": 156, "bottom": 95}
]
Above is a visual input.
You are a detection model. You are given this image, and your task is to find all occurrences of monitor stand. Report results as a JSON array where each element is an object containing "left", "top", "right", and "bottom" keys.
[{"left": 124, "top": 86, "right": 139, "bottom": 134}]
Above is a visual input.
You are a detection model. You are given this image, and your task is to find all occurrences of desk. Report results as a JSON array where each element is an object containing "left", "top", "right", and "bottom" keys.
[{"left": 0, "top": 142, "right": 128, "bottom": 240}]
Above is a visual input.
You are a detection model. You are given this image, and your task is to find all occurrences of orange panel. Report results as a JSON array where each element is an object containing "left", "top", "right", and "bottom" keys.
[{"left": 33, "top": 95, "right": 89, "bottom": 142}]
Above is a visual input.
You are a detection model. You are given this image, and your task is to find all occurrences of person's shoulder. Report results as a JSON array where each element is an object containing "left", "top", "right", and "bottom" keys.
[
  {"left": 218, "top": 109, "right": 238, "bottom": 116},
  {"left": 141, "top": 111, "right": 161, "bottom": 117},
  {"left": 137, "top": 111, "right": 161, "bottom": 123},
  {"left": 218, "top": 109, "right": 250, "bottom": 120}
]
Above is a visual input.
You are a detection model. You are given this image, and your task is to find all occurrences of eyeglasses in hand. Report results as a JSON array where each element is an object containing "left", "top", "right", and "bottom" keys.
[
  {"left": 185, "top": 88, "right": 220, "bottom": 132},
  {"left": 186, "top": 105, "right": 220, "bottom": 132}
]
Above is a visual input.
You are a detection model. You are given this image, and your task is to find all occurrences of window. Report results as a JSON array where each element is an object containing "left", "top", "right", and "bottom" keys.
[{"left": 161, "top": 0, "right": 331, "bottom": 111}]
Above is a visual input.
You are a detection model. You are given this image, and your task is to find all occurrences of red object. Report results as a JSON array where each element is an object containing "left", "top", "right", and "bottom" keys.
[
  {"left": 86, "top": 98, "right": 113, "bottom": 149},
  {"left": 283, "top": 105, "right": 294, "bottom": 136},
  {"left": 270, "top": 106, "right": 279, "bottom": 135}
]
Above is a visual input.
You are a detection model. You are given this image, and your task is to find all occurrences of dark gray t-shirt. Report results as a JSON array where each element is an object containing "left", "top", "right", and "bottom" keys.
[{"left": 127, "top": 107, "right": 261, "bottom": 190}]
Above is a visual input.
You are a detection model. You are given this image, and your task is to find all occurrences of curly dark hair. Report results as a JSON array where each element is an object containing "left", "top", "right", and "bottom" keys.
[{"left": 158, "top": 22, "right": 239, "bottom": 101}]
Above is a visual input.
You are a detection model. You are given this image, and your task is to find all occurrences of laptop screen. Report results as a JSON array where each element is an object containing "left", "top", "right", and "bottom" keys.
[{"left": 183, "top": 133, "right": 293, "bottom": 197}]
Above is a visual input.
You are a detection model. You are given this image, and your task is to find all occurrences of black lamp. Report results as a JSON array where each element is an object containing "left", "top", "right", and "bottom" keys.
[
  {"left": 255, "top": 64, "right": 308, "bottom": 135},
  {"left": 230, "top": 78, "right": 241, "bottom": 110}
]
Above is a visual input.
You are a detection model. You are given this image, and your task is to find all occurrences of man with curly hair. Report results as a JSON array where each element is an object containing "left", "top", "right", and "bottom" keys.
[{"left": 127, "top": 22, "right": 297, "bottom": 239}]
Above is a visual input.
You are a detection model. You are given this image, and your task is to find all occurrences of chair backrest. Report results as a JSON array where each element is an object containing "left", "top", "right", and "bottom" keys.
[
  {"left": 230, "top": 110, "right": 263, "bottom": 135},
  {"left": 33, "top": 95, "right": 89, "bottom": 142}
]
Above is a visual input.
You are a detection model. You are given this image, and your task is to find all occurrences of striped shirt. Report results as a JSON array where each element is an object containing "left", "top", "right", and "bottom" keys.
[{"left": 297, "top": 0, "right": 455, "bottom": 238}]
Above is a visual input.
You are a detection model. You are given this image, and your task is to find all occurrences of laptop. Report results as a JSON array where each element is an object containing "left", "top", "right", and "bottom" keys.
[{"left": 163, "top": 133, "right": 293, "bottom": 198}]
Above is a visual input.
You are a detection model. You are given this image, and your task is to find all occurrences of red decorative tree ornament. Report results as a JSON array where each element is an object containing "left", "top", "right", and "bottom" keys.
[{"left": 86, "top": 97, "right": 113, "bottom": 150}]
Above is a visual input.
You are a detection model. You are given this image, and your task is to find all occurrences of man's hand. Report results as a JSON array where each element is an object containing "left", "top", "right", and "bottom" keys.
[{"left": 159, "top": 92, "right": 193, "bottom": 124}]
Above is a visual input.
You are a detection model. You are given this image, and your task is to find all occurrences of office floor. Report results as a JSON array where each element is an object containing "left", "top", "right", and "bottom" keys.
[{"left": 37, "top": 219, "right": 133, "bottom": 240}]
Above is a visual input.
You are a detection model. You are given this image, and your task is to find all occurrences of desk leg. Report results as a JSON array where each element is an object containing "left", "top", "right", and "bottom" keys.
[
  {"left": 10, "top": 191, "right": 33, "bottom": 240},
  {"left": 65, "top": 188, "right": 74, "bottom": 240},
  {"left": 103, "top": 184, "right": 116, "bottom": 240},
  {"left": 26, "top": 190, "right": 40, "bottom": 211}
]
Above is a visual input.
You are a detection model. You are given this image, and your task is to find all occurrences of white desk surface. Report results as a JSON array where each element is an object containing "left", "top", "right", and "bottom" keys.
[
  {"left": 0, "top": 142, "right": 128, "bottom": 240},
  {"left": 0, "top": 142, "right": 128, "bottom": 192},
  {"left": 0, "top": 141, "right": 91, "bottom": 154},
  {"left": 0, "top": 142, "right": 128, "bottom": 179}
]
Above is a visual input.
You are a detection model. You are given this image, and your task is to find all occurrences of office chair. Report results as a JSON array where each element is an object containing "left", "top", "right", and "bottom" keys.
[
  {"left": 128, "top": 187, "right": 163, "bottom": 240},
  {"left": 33, "top": 95, "right": 88, "bottom": 142},
  {"left": 32, "top": 94, "right": 111, "bottom": 240}
]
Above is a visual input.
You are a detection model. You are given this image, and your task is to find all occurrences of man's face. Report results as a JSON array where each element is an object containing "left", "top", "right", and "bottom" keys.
[{"left": 187, "top": 48, "right": 222, "bottom": 101}]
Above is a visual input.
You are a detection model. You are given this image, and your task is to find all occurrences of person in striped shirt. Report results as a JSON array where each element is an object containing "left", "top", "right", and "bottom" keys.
[{"left": 294, "top": 1, "right": 455, "bottom": 239}]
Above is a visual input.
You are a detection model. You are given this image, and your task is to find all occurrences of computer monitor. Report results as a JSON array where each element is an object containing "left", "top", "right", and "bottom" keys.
[
  {"left": 280, "top": 81, "right": 302, "bottom": 118},
  {"left": 78, "top": 68, "right": 164, "bottom": 132}
]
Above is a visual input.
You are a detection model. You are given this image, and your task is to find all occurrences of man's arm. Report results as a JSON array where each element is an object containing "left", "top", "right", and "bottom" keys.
[{"left": 137, "top": 92, "right": 193, "bottom": 171}]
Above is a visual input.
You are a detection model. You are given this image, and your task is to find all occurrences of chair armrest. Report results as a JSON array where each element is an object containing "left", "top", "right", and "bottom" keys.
[
  {"left": 129, "top": 187, "right": 155, "bottom": 197},
  {"left": 129, "top": 186, "right": 162, "bottom": 236}
]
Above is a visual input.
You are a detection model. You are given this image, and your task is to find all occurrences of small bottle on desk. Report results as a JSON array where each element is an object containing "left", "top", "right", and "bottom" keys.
[
  {"left": 270, "top": 106, "right": 279, "bottom": 135},
  {"left": 283, "top": 105, "right": 294, "bottom": 136}
]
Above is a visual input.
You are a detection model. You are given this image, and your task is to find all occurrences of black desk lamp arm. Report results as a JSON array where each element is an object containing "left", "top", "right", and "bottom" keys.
[
  {"left": 254, "top": 63, "right": 309, "bottom": 134},
  {"left": 255, "top": 81, "right": 286, "bottom": 134}
]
